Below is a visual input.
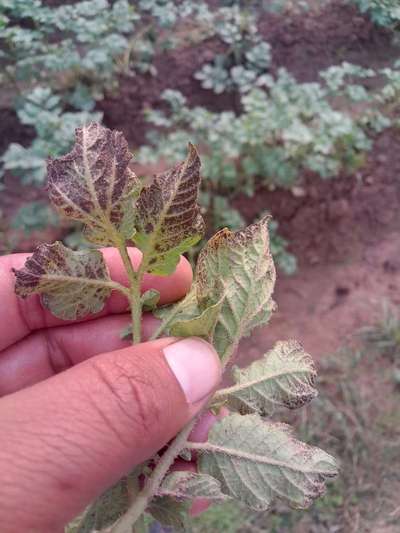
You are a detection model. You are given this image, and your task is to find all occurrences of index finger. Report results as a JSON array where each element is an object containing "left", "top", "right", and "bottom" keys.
[{"left": 0, "top": 247, "right": 192, "bottom": 351}]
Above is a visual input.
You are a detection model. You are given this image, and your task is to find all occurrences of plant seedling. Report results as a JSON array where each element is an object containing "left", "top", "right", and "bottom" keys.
[{"left": 13, "top": 123, "right": 338, "bottom": 533}]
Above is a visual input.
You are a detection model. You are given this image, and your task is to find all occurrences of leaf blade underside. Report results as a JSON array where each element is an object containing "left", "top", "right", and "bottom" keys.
[
  {"left": 13, "top": 241, "right": 112, "bottom": 320},
  {"left": 198, "top": 413, "right": 339, "bottom": 511},
  {"left": 196, "top": 217, "right": 276, "bottom": 362},
  {"left": 159, "top": 471, "right": 230, "bottom": 501},
  {"left": 47, "top": 122, "right": 141, "bottom": 245},
  {"left": 220, "top": 340, "right": 318, "bottom": 415},
  {"left": 134, "top": 143, "right": 204, "bottom": 275}
]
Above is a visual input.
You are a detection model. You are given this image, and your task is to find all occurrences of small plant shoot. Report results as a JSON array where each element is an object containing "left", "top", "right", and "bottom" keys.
[{"left": 13, "top": 123, "right": 338, "bottom": 533}]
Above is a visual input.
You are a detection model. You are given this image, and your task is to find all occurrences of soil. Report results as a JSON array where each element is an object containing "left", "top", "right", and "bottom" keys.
[
  {"left": 0, "top": 109, "right": 33, "bottom": 155},
  {"left": 260, "top": 3, "right": 398, "bottom": 81},
  {"left": 98, "top": 37, "right": 235, "bottom": 148},
  {"left": 1, "top": 0, "right": 400, "bottom": 360}
]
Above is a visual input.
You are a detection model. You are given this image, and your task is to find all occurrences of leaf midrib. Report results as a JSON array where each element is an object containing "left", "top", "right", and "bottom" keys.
[
  {"left": 215, "top": 365, "right": 315, "bottom": 399},
  {"left": 193, "top": 442, "right": 335, "bottom": 475},
  {"left": 218, "top": 233, "right": 271, "bottom": 364},
  {"left": 40, "top": 273, "right": 118, "bottom": 291}
]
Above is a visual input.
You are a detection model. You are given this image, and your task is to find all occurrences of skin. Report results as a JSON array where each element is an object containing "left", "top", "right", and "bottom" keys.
[{"left": 0, "top": 248, "right": 219, "bottom": 533}]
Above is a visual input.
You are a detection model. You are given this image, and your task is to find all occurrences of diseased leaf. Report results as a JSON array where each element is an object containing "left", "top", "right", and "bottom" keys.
[
  {"left": 198, "top": 413, "right": 338, "bottom": 511},
  {"left": 154, "top": 285, "right": 224, "bottom": 340},
  {"left": 159, "top": 472, "right": 230, "bottom": 502},
  {"left": 170, "top": 296, "right": 223, "bottom": 338},
  {"left": 141, "top": 289, "right": 160, "bottom": 311},
  {"left": 13, "top": 241, "right": 112, "bottom": 320},
  {"left": 134, "top": 143, "right": 204, "bottom": 275},
  {"left": 47, "top": 123, "right": 141, "bottom": 245},
  {"left": 217, "top": 340, "right": 317, "bottom": 416},
  {"left": 196, "top": 217, "right": 276, "bottom": 362},
  {"left": 154, "top": 291, "right": 198, "bottom": 335},
  {"left": 148, "top": 496, "right": 189, "bottom": 532},
  {"left": 154, "top": 218, "right": 274, "bottom": 353}
]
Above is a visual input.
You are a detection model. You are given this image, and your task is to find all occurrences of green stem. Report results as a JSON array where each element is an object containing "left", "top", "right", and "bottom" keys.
[
  {"left": 117, "top": 241, "right": 137, "bottom": 283},
  {"left": 115, "top": 240, "right": 144, "bottom": 345},
  {"left": 130, "top": 273, "right": 142, "bottom": 345},
  {"left": 110, "top": 417, "right": 198, "bottom": 533}
]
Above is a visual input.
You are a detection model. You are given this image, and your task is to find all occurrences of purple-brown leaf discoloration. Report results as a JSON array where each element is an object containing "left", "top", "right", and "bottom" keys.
[
  {"left": 13, "top": 242, "right": 112, "bottom": 320},
  {"left": 134, "top": 143, "right": 204, "bottom": 275},
  {"left": 47, "top": 123, "right": 141, "bottom": 245}
]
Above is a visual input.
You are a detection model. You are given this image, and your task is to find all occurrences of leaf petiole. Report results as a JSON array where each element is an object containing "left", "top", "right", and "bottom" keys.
[
  {"left": 129, "top": 274, "right": 143, "bottom": 345},
  {"left": 115, "top": 240, "right": 143, "bottom": 345}
]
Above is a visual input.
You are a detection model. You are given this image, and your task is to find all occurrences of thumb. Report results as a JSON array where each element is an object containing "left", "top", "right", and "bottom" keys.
[{"left": 0, "top": 337, "right": 221, "bottom": 533}]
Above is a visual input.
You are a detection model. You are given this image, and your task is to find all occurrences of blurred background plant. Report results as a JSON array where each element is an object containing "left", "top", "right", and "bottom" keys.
[
  {"left": 0, "top": 0, "right": 137, "bottom": 184},
  {"left": 194, "top": 4, "right": 272, "bottom": 95},
  {"left": 351, "top": 0, "right": 400, "bottom": 34},
  {"left": 359, "top": 302, "right": 400, "bottom": 385},
  {"left": 137, "top": 62, "right": 400, "bottom": 263}
]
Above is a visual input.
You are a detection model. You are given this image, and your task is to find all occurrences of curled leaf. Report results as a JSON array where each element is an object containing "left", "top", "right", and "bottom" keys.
[
  {"left": 141, "top": 289, "right": 160, "bottom": 311},
  {"left": 47, "top": 123, "right": 141, "bottom": 245},
  {"left": 217, "top": 340, "right": 317, "bottom": 415},
  {"left": 159, "top": 472, "right": 230, "bottom": 502},
  {"left": 198, "top": 413, "right": 339, "bottom": 511},
  {"left": 196, "top": 217, "right": 276, "bottom": 362},
  {"left": 155, "top": 281, "right": 224, "bottom": 340},
  {"left": 154, "top": 291, "right": 199, "bottom": 332},
  {"left": 169, "top": 297, "right": 223, "bottom": 338},
  {"left": 13, "top": 242, "right": 112, "bottom": 320},
  {"left": 134, "top": 143, "right": 205, "bottom": 275}
]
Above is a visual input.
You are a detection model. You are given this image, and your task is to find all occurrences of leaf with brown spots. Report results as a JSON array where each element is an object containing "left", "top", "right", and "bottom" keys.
[
  {"left": 47, "top": 123, "right": 141, "bottom": 245},
  {"left": 154, "top": 280, "right": 224, "bottom": 340},
  {"left": 196, "top": 413, "right": 339, "bottom": 511},
  {"left": 214, "top": 340, "right": 317, "bottom": 416},
  {"left": 195, "top": 217, "right": 276, "bottom": 363},
  {"left": 158, "top": 472, "right": 230, "bottom": 502},
  {"left": 134, "top": 143, "right": 204, "bottom": 275},
  {"left": 13, "top": 242, "right": 114, "bottom": 320}
]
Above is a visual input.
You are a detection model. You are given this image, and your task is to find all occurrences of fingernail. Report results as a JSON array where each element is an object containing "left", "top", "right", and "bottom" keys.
[{"left": 164, "top": 338, "right": 221, "bottom": 404}]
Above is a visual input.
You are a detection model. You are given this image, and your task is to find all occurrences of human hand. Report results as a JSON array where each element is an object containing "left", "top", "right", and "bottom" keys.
[{"left": 0, "top": 248, "right": 221, "bottom": 533}]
